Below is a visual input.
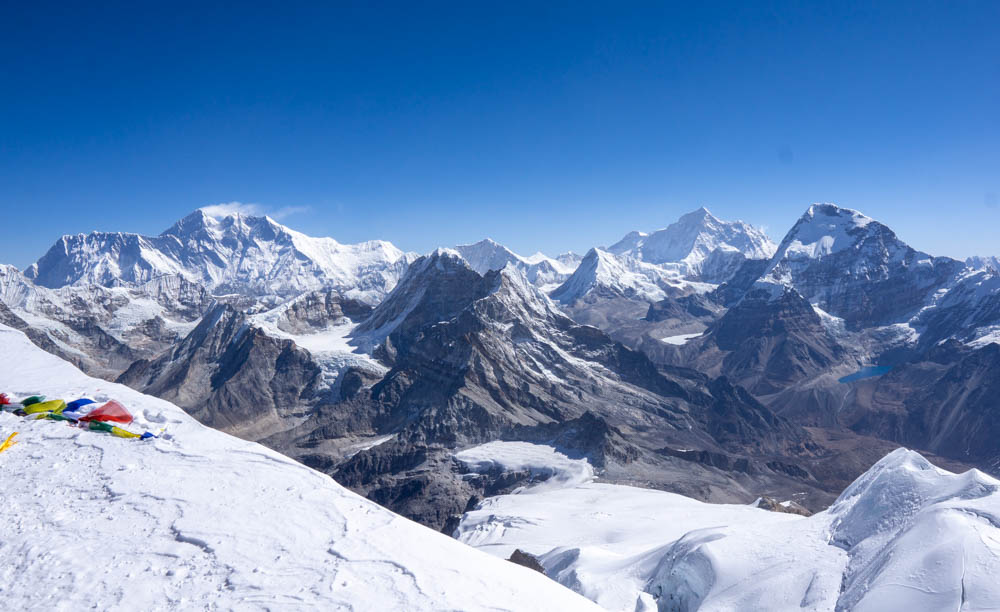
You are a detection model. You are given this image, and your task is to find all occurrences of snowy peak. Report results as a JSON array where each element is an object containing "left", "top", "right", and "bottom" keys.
[
  {"left": 453, "top": 238, "right": 576, "bottom": 290},
  {"left": 968, "top": 255, "right": 1000, "bottom": 274},
  {"left": 479, "top": 265, "right": 564, "bottom": 324},
  {"left": 607, "top": 207, "right": 776, "bottom": 282},
  {"left": 824, "top": 447, "right": 1000, "bottom": 611},
  {"left": 550, "top": 247, "right": 682, "bottom": 305},
  {"left": 770, "top": 203, "right": 881, "bottom": 263},
  {"left": 160, "top": 208, "right": 216, "bottom": 237},
  {"left": 756, "top": 203, "right": 965, "bottom": 327},
  {"left": 453, "top": 238, "right": 519, "bottom": 273},
  {"left": 353, "top": 249, "right": 486, "bottom": 349},
  {"left": 26, "top": 210, "right": 416, "bottom": 303}
]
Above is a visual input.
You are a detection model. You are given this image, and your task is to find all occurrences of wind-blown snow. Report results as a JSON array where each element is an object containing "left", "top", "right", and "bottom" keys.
[
  {"left": 0, "top": 324, "right": 599, "bottom": 611},
  {"left": 456, "top": 442, "right": 1000, "bottom": 612}
]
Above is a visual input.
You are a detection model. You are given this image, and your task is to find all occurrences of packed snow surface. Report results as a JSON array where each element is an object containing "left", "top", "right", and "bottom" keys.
[
  {"left": 0, "top": 325, "right": 599, "bottom": 611},
  {"left": 455, "top": 441, "right": 1000, "bottom": 612}
]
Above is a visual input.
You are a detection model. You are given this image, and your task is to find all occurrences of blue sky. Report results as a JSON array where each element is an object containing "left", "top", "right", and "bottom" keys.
[{"left": 2, "top": 1, "right": 997, "bottom": 268}]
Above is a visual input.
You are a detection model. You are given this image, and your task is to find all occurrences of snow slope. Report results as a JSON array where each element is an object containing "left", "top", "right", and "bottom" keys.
[
  {"left": 455, "top": 441, "right": 1000, "bottom": 612},
  {"left": 0, "top": 324, "right": 599, "bottom": 611}
]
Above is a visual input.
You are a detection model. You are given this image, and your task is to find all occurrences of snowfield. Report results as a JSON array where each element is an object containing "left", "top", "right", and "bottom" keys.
[
  {"left": 659, "top": 332, "right": 703, "bottom": 346},
  {"left": 0, "top": 324, "right": 599, "bottom": 611},
  {"left": 454, "top": 441, "right": 1000, "bottom": 612}
]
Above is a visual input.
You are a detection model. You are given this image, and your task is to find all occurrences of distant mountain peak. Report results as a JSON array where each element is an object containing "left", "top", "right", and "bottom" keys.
[
  {"left": 802, "top": 202, "right": 874, "bottom": 227},
  {"left": 453, "top": 238, "right": 576, "bottom": 290},
  {"left": 26, "top": 210, "right": 415, "bottom": 303},
  {"left": 550, "top": 247, "right": 681, "bottom": 304},
  {"left": 758, "top": 203, "right": 964, "bottom": 327},
  {"left": 607, "top": 207, "right": 776, "bottom": 283},
  {"left": 677, "top": 205, "right": 715, "bottom": 223}
]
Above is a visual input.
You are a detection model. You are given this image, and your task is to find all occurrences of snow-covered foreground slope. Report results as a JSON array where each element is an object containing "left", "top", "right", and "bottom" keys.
[
  {"left": 0, "top": 325, "right": 599, "bottom": 611},
  {"left": 455, "top": 442, "right": 1000, "bottom": 612}
]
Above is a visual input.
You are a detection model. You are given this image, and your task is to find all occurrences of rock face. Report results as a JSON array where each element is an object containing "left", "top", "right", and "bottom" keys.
[
  {"left": 845, "top": 341, "right": 1000, "bottom": 470},
  {"left": 690, "top": 287, "right": 847, "bottom": 395},
  {"left": 322, "top": 252, "right": 822, "bottom": 527},
  {"left": 507, "top": 549, "right": 546, "bottom": 573},
  {"left": 912, "top": 268, "right": 1000, "bottom": 348},
  {"left": 753, "top": 495, "right": 812, "bottom": 516},
  {"left": 26, "top": 209, "right": 416, "bottom": 303},
  {"left": 118, "top": 303, "right": 323, "bottom": 440},
  {"left": 607, "top": 207, "right": 776, "bottom": 283},
  {"left": 273, "top": 290, "right": 372, "bottom": 335}
]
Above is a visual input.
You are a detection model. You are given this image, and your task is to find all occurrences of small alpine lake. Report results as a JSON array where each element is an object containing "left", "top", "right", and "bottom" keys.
[{"left": 838, "top": 366, "right": 892, "bottom": 384}]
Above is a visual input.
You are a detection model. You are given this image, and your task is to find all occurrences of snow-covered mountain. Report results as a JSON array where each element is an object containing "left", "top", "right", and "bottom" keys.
[
  {"left": 757, "top": 204, "right": 964, "bottom": 328},
  {"left": 968, "top": 255, "right": 1000, "bottom": 273},
  {"left": 0, "top": 323, "right": 598, "bottom": 611},
  {"left": 453, "top": 238, "right": 578, "bottom": 291},
  {"left": 455, "top": 441, "right": 1000, "bottom": 612},
  {"left": 0, "top": 264, "right": 211, "bottom": 377},
  {"left": 550, "top": 247, "right": 700, "bottom": 304},
  {"left": 607, "top": 207, "right": 777, "bottom": 283},
  {"left": 26, "top": 209, "right": 417, "bottom": 303}
]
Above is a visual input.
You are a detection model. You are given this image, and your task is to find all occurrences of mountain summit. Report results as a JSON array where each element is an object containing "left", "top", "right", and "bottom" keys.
[
  {"left": 607, "top": 207, "right": 776, "bottom": 282},
  {"left": 758, "top": 203, "right": 963, "bottom": 327},
  {"left": 26, "top": 210, "right": 416, "bottom": 303},
  {"left": 452, "top": 238, "right": 576, "bottom": 290}
]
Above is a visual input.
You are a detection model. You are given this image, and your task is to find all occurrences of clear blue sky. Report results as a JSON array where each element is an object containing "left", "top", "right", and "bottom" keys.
[{"left": 2, "top": 1, "right": 997, "bottom": 268}]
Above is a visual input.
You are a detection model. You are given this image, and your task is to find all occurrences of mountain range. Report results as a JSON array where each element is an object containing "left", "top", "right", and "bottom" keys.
[
  {"left": 3, "top": 203, "right": 998, "bottom": 527},
  {"left": 3, "top": 202, "right": 999, "bottom": 609}
]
